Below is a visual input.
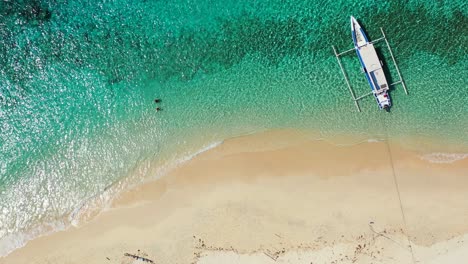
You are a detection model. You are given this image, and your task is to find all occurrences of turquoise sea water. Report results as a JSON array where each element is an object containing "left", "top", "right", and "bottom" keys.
[{"left": 0, "top": 0, "right": 467, "bottom": 256}]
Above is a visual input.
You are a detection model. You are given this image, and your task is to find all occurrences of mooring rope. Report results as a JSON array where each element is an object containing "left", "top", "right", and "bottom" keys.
[{"left": 382, "top": 124, "right": 417, "bottom": 264}]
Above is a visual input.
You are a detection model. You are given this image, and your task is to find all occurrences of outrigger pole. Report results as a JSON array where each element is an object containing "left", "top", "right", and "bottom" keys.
[
  {"left": 332, "top": 45, "right": 362, "bottom": 112},
  {"left": 379, "top": 28, "right": 408, "bottom": 95},
  {"left": 332, "top": 28, "right": 408, "bottom": 111}
]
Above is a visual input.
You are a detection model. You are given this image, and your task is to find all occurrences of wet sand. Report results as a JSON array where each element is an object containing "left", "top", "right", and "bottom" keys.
[{"left": 2, "top": 130, "right": 468, "bottom": 264}]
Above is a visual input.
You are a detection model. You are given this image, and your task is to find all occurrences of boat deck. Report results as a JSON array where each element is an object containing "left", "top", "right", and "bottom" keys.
[
  {"left": 359, "top": 44, "right": 389, "bottom": 92},
  {"left": 369, "top": 68, "right": 388, "bottom": 92},
  {"left": 359, "top": 44, "right": 381, "bottom": 72}
]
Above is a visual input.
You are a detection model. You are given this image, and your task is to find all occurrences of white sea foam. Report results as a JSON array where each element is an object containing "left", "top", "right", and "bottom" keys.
[
  {"left": 137, "top": 140, "right": 224, "bottom": 187},
  {"left": 70, "top": 141, "right": 224, "bottom": 227},
  {"left": 329, "top": 137, "right": 385, "bottom": 147},
  {"left": 366, "top": 138, "right": 383, "bottom": 143},
  {"left": 0, "top": 221, "right": 67, "bottom": 257},
  {"left": 176, "top": 141, "right": 223, "bottom": 164},
  {"left": 420, "top": 152, "right": 468, "bottom": 164},
  {"left": 0, "top": 140, "right": 224, "bottom": 258}
]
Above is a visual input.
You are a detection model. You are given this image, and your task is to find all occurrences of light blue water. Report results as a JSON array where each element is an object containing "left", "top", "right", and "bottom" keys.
[{"left": 0, "top": 0, "right": 467, "bottom": 256}]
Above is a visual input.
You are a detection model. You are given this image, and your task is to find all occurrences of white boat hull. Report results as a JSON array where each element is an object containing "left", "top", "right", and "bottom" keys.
[{"left": 351, "top": 16, "right": 391, "bottom": 111}]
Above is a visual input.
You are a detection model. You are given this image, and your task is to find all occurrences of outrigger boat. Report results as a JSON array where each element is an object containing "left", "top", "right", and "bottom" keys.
[
  {"left": 351, "top": 16, "right": 390, "bottom": 111},
  {"left": 331, "top": 16, "right": 408, "bottom": 112}
]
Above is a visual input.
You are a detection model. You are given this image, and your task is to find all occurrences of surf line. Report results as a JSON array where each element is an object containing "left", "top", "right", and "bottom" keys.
[{"left": 382, "top": 121, "right": 417, "bottom": 264}]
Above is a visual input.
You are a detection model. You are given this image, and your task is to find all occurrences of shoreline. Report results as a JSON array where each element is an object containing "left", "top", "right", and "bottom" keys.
[{"left": 2, "top": 129, "right": 468, "bottom": 263}]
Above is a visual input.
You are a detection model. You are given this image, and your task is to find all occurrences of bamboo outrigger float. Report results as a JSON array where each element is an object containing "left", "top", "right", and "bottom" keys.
[{"left": 332, "top": 16, "right": 408, "bottom": 112}]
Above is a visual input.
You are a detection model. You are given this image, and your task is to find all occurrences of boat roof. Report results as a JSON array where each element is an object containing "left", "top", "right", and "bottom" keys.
[{"left": 359, "top": 44, "right": 382, "bottom": 72}]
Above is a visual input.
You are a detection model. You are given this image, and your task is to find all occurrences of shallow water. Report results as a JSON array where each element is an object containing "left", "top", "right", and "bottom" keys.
[{"left": 0, "top": 0, "right": 467, "bottom": 256}]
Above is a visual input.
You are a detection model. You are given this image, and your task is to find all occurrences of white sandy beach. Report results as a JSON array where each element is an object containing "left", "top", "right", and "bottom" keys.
[{"left": 1, "top": 130, "right": 468, "bottom": 264}]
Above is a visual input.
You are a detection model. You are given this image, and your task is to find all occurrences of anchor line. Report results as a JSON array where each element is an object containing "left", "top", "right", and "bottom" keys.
[{"left": 382, "top": 120, "right": 417, "bottom": 264}]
